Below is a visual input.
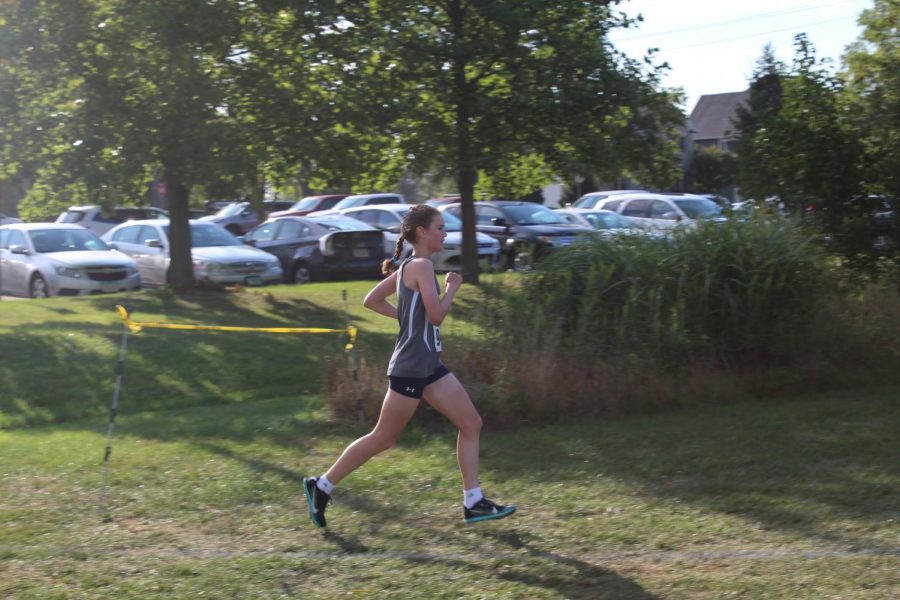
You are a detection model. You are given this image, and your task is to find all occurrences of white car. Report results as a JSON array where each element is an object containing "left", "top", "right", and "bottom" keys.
[
  {"left": 571, "top": 190, "right": 645, "bottom": 209},
  {"left": 0, "top": 223, "right": 141, "bottom": 298},
  {"left": 309, "top": 193, "right": 407, "bottom": 217},
  {"left": 57, "top": 205, "right": 169, "bottom": 236},
  {"left": 338, "top": 204, "right": 501, "bottom": 272},
  {"left": 0, "top": 212, "right": 23, "bottom": 225},
  {"left": 554, "top": 208, "right": 659, "bottom": 238},
  {"left": 593, "top": 193, "right": 726, "bottom": 233},
  {"left": 102, "top": 219, "right": 282, "bottom": 287}
]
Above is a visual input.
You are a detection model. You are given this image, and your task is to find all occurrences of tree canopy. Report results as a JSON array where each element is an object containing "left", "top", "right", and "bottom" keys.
[
  {"left": 733, "top": 35, "right": 862, "bottom": 226},
  {"left": 842, "top": 0, "right": 900, "bottom": 200},
  {"left": 312, "top": 0, "right": 683, "bottom": 281},
  {"left": 1, "top": 0, "right": 685, "bottom": 287}
]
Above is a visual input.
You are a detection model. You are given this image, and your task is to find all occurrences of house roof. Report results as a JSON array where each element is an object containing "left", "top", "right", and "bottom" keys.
[{"left": 688, "top": 91, "right": 749, "bottom": 142}]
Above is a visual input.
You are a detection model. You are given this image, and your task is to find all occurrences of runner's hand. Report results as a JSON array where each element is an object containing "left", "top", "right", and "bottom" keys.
[{"left": 445, "top": 272, "right": 462, "bottom": 292}]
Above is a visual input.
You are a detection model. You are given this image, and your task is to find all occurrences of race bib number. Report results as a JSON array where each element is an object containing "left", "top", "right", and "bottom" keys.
[{"left": 433, "top": 326, "right": 442, "bottom": 352}]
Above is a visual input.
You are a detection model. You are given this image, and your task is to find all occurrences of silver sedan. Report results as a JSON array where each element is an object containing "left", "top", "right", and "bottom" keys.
[
  {"left": 0, "top": 223, "right": 141, "bottom": 298},
  {"left": 103, "top": 219, "right": 282, "bottom": 287}
]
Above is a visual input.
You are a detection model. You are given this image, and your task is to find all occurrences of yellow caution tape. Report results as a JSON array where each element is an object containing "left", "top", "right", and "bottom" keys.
[{"left": 115, "top": 305, "right": 357, "bottom": 350}]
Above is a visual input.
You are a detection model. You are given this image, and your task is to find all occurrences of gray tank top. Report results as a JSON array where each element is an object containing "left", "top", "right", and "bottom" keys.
[{"left": 387, "top": 258, "right": 443, "bottom": 378}]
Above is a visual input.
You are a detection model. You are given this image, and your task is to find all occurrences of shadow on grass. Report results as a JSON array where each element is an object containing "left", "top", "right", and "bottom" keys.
[
  {"left": 173, "top": 430, "right": 657, "bottom": 598},
  {"left": 28, "top": 304, "right": 78, "bottom": 316},
  {"left": 480, "top": 530, "right": 660, "bottom": 599},
  {"left": 484, "top": 388, "right": 900, "bottom": 557},
  {"left": 78, "top": 287, "right": 350, "bottom": 329},
  {"left": 0, "top": 288, "right": 385, "bottom": 429},
  {"left": 8, "top": 284, "right": 895, "bottom": 596},
  {"left": 322, "top": 530, "right": 370, "bottom": 554},
  {"left": 197, "top": 442, "right": 309, "bottom": 485},
  {"left": 446, "top": 277, "right": 510, "bottom": 332}
]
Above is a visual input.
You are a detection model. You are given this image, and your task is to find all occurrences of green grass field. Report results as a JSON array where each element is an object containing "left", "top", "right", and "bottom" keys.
[{"left": 1, "top": 283, "right": 898, "bottom": 598}]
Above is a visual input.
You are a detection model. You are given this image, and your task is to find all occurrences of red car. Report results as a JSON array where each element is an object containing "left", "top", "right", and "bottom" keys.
[{"left": 268, "top": 195, "right": 349, "bottom": 218}]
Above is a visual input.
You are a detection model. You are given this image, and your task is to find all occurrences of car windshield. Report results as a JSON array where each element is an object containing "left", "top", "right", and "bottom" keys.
[
  {"left": 333, "top": 197, "right": 367, "bottom": 210},
  {"left": 437, "top": 210, "right": 462, "bottom": 232},
  {"left": 163, "top": 223, "right": 242, "bottom": 247},
  {"left": 29, "top": 228, "right": 110, "bottom": 253},
  {"left": 573, "top": 195, "right": 604, "bottom": 208},
  {"left": 214, "top": 202, "right": 249, "bottom": 217},
  {"left": 673, "top": 199, "right": 723, "bottom": 219},
  {"left": 502, "top": 205, "right": 567, "bottom": 225},
  {"left": 291, "top": 197, "right": 321, "bottom": 211},
  {"left": 393, "top": 207, "right": 462, "bottom": 232},
  {"left": 583, "top": 212, "right": 634, "bottom": 230},
  {"left": 57, "top": 210, "right": 87, "bottom": 224},
  {"left": 311, "top": 218, "right": 374, "bottom": 231}
]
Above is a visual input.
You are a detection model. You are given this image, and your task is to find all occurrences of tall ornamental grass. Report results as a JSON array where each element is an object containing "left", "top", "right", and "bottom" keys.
[
  {"left": 505, "top": 217, "right": 830, "bottom": 366},
  {"left": 325, "top": 217, "right": 900, "bottom": 427}
]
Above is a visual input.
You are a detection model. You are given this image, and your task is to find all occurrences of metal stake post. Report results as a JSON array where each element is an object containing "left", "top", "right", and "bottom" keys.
[
  {"left": 99, "top": 306, "right": 132, "bottom": 519},
  {"left": 343, "top": 289, "right": 365, "bottom": 429}
]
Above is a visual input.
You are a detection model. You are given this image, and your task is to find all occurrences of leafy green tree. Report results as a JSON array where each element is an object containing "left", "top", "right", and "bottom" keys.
[
  {"left": 776, "top": 35, "right": 862, "bottom": 223},
  {"left": 842, "top": 0, "right": 900, "bottom": 200},
  {"left": 732, "top": 45, "right": 785, "bottom": 201},
  {"left": 733, "top": 36, "right": 862, "bottom": 226},
  {"left": 474, "top": 153, "right": 557, "bottom": 201},
  {"left": 317, "top": 0, "right": 683, "bottom": 282},
  {"left": 0, "top": 1, "right": 351, "bottom": 289},
  {"left": 1, "top": 1, "right": 251, "bottom": 287},
  {"left": 689, "top": 146, "right": 737, "bottom": 194}
]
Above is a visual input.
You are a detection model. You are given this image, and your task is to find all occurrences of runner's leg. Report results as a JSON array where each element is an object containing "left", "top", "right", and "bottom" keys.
[
  {"left": 324, "top": 389, "right": 420, "bottom": 485},
  {"left": 421, "top": 373, "right": 482, "bottom": 490}
]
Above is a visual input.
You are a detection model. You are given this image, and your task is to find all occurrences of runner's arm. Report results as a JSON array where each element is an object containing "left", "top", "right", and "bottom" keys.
[
  {"left": 363, "top": 271, "right": 398, "bottom": 319},
  {"left": 408, "top": 259, "right": 461, "bottom": 327}
]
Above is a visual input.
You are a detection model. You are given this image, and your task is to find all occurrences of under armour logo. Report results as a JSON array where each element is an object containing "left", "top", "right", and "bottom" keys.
[{"left": 406, "top": 387, "right": 416, "bottom": 393}]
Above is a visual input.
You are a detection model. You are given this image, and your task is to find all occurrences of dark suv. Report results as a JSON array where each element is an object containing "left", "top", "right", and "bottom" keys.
[{"left": 442, "top": 201, "right": 593, "bottom": 270}]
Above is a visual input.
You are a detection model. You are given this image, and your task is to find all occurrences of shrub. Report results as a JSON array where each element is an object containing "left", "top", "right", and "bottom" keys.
[
  {"left": 323, "top": 219, "right": 900, "bottom": 428},
  {"left": 507, "top": 216, "right": 831, "bottom": 366}
]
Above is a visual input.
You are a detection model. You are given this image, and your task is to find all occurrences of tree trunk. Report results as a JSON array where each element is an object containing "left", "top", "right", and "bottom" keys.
[
  {"left": 253, "top": 165, "right": 266, "bottom": 221},
  {"left": 450, "top": 0, "right": 479, "bottom": 285},
  {"left": 164, "top": 170, "right": 194, "bottom": 291},
  {"left": 458, "top": 167, "right": 479, "bottom": 284}
]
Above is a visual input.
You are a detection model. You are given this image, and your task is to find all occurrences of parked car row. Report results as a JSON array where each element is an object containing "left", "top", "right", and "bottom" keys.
[
  {"left": 330, "top": 204, "right": 502, "bottom": 272},
  {"left": 439, "top": 201, "right": 594, "bottom": 270},
  {"left": 56, "top": 205, "right": 170, "bottom": 235},
  {"left": 242, "top": 216, "right": 385, "bottom": 284},
  {"left": 554, "top": 207, "right": 661, "bottom": 238},
  {"left": 268, "top": 195, "right": 350, "bottom": 218},
  {"left": 573, "top": 192, "right": 726, "bottom": 233},
  {"left": 1, "top": 224, "right": 141, "bottom": 297},
  {"left": 2, "top": 189, "right": 733, "bottom": 297},
  {"left": 104, "top": 220, "right": 283, "bottom": 287}
]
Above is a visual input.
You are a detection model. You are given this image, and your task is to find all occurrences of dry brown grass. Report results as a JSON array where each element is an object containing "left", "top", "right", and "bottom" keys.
[
  {"left": 322, "top": 341, "right": 753, "bottom": 428},
  {"left": 321, "top": 355, "right": 389, "bottom": 428},
  {"left": 322, "top": 282, "right": 900, "bottom": 429}
]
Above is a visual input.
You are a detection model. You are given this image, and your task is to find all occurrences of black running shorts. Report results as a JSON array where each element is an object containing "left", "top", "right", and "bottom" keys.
[{"left": 388, "top": 364, "right": 451, "bottom": 399}]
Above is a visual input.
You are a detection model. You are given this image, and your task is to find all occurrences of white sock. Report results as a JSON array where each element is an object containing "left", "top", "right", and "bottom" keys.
[
  {"left": 316, "top": 474, "right": 335, "bottom": 495},
  {"left": 464, "top": 486, "right": 483, "bottom": 509}
]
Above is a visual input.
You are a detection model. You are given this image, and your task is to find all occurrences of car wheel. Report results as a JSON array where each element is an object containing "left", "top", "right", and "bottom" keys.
[
  {"left": 512, "top": 249, "right": 534, "bottom": 272},
  {"left": 292, "top": 263, "right": 313, "bottom": 284},
  {"left": 30, "top": 273, "right": 50, "bottom": 298}
]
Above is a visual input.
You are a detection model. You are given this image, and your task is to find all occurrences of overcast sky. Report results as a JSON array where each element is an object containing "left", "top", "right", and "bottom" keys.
[{"left": 608, "top": 0, "right": 871, "bottom": 114}]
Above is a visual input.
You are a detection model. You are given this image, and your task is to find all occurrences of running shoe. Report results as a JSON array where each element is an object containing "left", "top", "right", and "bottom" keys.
[
  {"left": 303, "top": 476, "right": 331, "bottom": 528},
  {"left": 464, "top": 497, "right": 516, "bottom": 523}
]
